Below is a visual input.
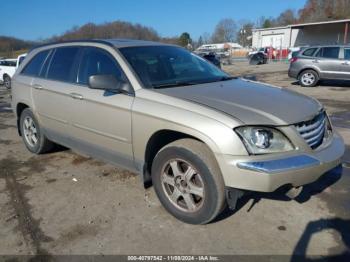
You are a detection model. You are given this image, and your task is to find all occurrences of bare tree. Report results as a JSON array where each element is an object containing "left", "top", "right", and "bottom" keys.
[
  {"left": 201, "top": 32, "right": 211, "bottom": 44},
  {"left": 211, "top": 18, "right": 238, "bottom": 43},
  {"left": 298, "top": 0, "right": 350, "bottom": 23},
  {"left": 237, "top": 22, "right": 253, "bottom": 47},
  {"left": 275, "top": 9, "right": 297, "bottom": 26}
]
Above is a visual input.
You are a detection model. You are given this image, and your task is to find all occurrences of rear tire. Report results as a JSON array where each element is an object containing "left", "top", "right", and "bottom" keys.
[
  {"left": 151, "top": 139, "right": 226, "bottom": 224},
  {"left": 299, "top": 70, "right": 319, "bottom": 87},
  {"left": 19, "top": 108, "right": 54, "bottom": 154},
  {"left": 4, "top": 75, "right": 11, "bottom": 89}
]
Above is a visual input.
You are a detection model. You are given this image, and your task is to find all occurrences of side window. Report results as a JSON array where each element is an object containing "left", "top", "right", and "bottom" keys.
[
  {"left": 77, "top": 47, "right": 125, "bottom": 85},
  {"left": 47, "top": 47, "right": 80, "bottom": 82},
  {"left": 344, "top": 48, "right": 350, "bottom": 60},
  {"left": 302, "top": 48, "right": 317, "bottom": 57},
  {"left": 21, "top": 50, "right": 50, "bottom": 76},
  {"left": 316, "top": 47, "right": 340, "bottom": 59}
]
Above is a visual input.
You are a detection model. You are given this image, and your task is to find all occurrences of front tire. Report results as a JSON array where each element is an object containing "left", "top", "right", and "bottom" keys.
[
  {"left": 299, "top": 70, "right": 319, "bottom": 87},
  {"left": 4, "top": 75, "right": 11, "bottom": 89},
  {"left": 152, "top": 139, "right": 226, "bottom": 224},
  {"left": 19, "top": 108, "right": 54, "bottom": 154}
]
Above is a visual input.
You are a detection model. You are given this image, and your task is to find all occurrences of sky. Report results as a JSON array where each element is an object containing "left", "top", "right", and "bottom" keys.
[{"left": 1, "top": 0, "right": 306, "bottom": 41}]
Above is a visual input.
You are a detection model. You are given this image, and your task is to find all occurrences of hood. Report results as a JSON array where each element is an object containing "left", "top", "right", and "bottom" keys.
[{"left": 153, "top": 78, "right": 323, "bottom": 125}]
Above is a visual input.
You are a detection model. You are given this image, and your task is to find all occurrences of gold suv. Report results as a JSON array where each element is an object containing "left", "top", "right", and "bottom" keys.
[{"left": 12, "top": 39, "right": 345, "bottom": 224}]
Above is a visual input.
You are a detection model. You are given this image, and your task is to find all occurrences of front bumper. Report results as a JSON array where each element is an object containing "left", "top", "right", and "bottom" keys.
[{"left": 218, "top": 131, "right": 344, "bottom": 192}]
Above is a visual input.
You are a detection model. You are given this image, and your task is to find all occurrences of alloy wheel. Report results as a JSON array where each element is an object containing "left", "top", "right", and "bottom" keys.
[
  {"left": 23, "top": 116, "right": 38, "bottom": 147},
  {"left": 301, "top": 72, "right": 315, "bottom": 86},
  {"left": 161, "top": 158, "right": 205, "bottom": 213}
]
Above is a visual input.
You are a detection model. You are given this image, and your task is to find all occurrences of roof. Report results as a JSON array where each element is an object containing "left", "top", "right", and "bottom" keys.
[
  {"left": 104, "top": 38, "right": 170, "bottom": 48},
  {"left": 31, "top": 38, "right": 172, "bottom": 52},
  {"left": 291, "top": 19, "right": 350, "bottom": 28},
  {"left": 253, "top": 18, "right": 350, "bottom": 32}
]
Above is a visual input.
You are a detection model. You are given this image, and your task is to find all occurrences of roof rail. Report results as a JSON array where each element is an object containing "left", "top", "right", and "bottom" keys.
[{"left": 28, "top": 39, "right": 113, "bottom": 53}]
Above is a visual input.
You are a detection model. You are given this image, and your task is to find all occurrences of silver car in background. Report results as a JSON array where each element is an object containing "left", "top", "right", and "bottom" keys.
[
  {"left": 288, "top": 45, "right": 350, "bottom": 87},
  {"left": 11, "top": 39, "right": 345, "bottom": 224}
]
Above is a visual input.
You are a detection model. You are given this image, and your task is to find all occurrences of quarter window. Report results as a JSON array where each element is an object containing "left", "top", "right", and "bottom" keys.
[
  {"left": 47, "top": 47, "right": 80, "bottom": 82},
  {"left": 21, "top": 50, "right": 50, "bottom": 76},
  {"left": 316, "top": 47, "right": 340, "bottom": 59},
  {"left": 77, "top": 47, "right": 125, "bottom": 85},
  {"left": 302, "top": 48, "right": 317, "bottom": 57}
]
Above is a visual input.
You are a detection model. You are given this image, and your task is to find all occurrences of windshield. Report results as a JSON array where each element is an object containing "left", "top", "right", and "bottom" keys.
[{"left": 119, "top": 46, "right": 230, "bottom": 88}]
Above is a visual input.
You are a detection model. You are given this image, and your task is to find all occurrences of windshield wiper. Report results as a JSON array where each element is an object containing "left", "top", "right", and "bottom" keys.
[
  {"left": 152, "top": 81, "right": 198, "bottom": 89},
  {"left": 218, "top": 76, "right": 236, "bottom": 81},
  {"left": 152, "top": 76, "right": 235, "bottom": 89}
]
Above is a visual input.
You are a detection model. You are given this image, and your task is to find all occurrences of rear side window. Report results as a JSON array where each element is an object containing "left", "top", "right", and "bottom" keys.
[
  {"left": 77, "top": 47, "right": 125, "bottom": 85},
  {"left": 47, "top": 47, "right": 80, "bottom": 82},
  {"left": 302, "top": 48, "right": 317, "bottom": 57},
  {"left": 316, "top": 47, "right": 340, "bottom": 59},
  {"left": 21, "top": 50, "right": 49, "bottom": 76},
  {"left": 344, "top": 48, "right": 350, "bottom": 60}
]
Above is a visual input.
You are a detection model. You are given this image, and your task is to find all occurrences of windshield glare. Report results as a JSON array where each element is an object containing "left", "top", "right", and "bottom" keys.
[{"left": 120, "top": 46, "right": 229, "bottom": 88}]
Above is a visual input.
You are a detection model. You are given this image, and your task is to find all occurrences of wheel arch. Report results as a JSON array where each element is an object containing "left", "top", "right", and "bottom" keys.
[
  {"left": 16, "top": 103, "right": 30, "bottom": 136},
  {"left": 142, "top": 129, "right": 212, "bottom": 187}
]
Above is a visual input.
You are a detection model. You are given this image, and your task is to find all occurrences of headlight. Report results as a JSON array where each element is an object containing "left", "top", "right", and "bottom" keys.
[{"left": 235, "top": 126, "right": 294, "bottom": 155}]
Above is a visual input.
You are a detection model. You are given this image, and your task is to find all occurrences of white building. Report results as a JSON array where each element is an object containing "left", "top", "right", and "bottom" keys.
[{"left": 252, "top": 19, "right": 350, "bottom": 49}]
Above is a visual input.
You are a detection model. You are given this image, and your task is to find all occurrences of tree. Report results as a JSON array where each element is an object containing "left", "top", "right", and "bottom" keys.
[
  {"left": 49, "top": 20, "right": 160, "bottom": 42},
  {"left": 298, "top": 0, "right": 350, "bottom": 23},
  {"left": 275, "top": 9, "right": 297, "bottom": 26},
  {"left": 262, "top": 19, "right": 273, "bottom": 28},
  {"left": 237, "top": 23, "right": 253, "bottom": 47},
  {"left": 197, "top": 36, "right": 204, "bottom": 48},
  {"left": 212, "top": 18, "right": 237, "bottom": 43},
  {"left": 201, "top": 32, "right": 211, "bottom": 44},
  {"left": 178, "top": 32, "right": 192, "bottom": 47}
]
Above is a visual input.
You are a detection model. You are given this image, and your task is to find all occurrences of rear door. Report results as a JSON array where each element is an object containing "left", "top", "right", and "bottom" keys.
[
  {"left": 68, "top": 46, "right": 135, "bottom": 169},
  {"left": 314, "top": 47, "right": 343, "bottom": 79},
  {"left": 31, "top": 46, "right": 81, "bottom": 142},
  {"left": 340, "top": 47, "right": 350, "bottom": 80}
]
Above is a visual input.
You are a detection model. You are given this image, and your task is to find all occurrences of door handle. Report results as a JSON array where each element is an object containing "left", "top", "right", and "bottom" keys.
[
  {"left": 312, "top": 59, "right": 319, "bottom": 63},
  {"left": 342, "top": 61, "right": 350, "bottom": 65},
  {"left": 32, "top": 84, "right": 43, "bottom": 90},
  {"left": 70, "top": 93, "right": 84, "bottom": 100}
]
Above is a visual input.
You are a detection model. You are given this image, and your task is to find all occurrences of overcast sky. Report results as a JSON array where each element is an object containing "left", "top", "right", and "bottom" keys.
[{"left": 1, "top": 0, "right": 306, "bottom": 40}]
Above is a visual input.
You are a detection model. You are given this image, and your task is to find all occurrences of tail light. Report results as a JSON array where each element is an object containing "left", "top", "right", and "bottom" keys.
[{"left": 290, "top": 57, "right": 298, "bottom": 63}]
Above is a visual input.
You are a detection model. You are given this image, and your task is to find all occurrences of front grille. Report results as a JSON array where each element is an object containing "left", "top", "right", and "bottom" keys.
[{"left": 295, "top": 112, "right": 326, "bottom": 149}]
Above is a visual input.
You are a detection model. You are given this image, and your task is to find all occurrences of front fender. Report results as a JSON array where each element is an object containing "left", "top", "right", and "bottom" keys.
[{"left": 131, "top": 94, "right": 248, "bottom": 174}]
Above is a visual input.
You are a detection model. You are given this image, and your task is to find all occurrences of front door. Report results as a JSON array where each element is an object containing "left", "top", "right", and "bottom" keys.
[{"left": 68, "top": 46, "right": 135, "bottom": 169}]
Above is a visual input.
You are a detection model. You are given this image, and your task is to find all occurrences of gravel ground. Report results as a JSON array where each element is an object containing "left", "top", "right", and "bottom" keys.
[{"left": 0, "top": 62, "right": 349, "bottom": 260}]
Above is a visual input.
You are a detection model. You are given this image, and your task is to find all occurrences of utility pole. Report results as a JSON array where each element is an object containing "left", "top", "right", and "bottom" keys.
[{"left": 240, "top": 29, "right": 247, "bottom": 47}]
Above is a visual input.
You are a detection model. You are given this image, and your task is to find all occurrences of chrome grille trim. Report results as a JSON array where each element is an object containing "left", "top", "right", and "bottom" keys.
[{"left": 295, "top": 112, "right": 326, "bottom": 149}]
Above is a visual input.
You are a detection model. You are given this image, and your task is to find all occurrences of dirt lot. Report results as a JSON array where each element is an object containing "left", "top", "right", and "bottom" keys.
[{"left": 0, "top": 61, "right": 349, "bottom": 259}]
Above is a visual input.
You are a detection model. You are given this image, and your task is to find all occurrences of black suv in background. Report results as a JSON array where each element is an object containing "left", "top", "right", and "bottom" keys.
[{"left": 197, "top": 52, "right": 221, "bottom": 68}]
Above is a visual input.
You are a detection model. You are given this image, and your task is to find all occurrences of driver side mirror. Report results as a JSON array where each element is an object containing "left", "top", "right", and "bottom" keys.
[{"left": 88, "top": 74, "right": 133, "bottom": 95}]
